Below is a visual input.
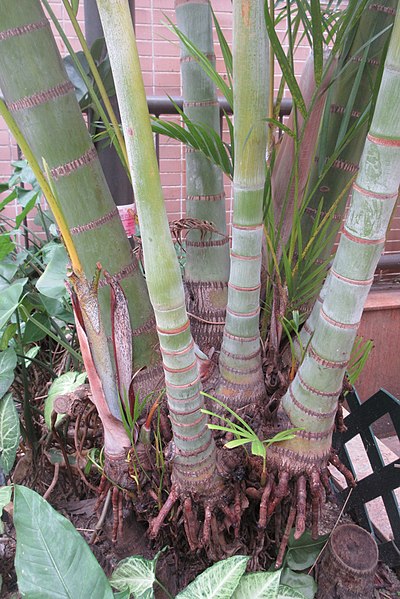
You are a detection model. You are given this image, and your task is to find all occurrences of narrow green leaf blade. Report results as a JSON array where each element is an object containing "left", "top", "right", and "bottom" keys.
[
  {"left": 263, "top": 6, "right": 307, "bottom": 118},
  {"left": 232, "top": 570, "right": 281, "bottom": 598},
  {"left": 14, "top": 485, "right": 113, "bottom": 599},
  {"left": 0, "top": 393, "right": 20, "bottom": 476},
  {"left": 176, "top": 556, "right": 249, "bottom": 599},
  {"left": 310, "top": 0, "right": 323, "bottom": 85},
  {"left": 110, "top": 555, "right": 156, "bottom": 596},
  {"left": 71, "top": 0, "right": 79, "bottom": 17}
]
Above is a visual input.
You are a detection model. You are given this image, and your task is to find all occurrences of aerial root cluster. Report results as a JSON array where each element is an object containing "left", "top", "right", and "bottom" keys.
[
  {"left": 94, "top": 444, "right": 356, "bottom": 558},
  {"left": 147, "top": 482, "right": 248, "bottom": 560},
  {"left": 251, "top": 449, "right": 356, "bottom": 568}
]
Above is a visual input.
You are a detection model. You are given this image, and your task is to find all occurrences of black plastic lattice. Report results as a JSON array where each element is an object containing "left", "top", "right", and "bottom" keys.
[{"left": 333, "top": 388, "right": 400, "bottom": 567}]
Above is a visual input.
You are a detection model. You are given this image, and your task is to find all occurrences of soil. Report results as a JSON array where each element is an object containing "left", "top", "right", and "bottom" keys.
[{"left": 1, "top": 462, "right": 400, "bottom": 598}]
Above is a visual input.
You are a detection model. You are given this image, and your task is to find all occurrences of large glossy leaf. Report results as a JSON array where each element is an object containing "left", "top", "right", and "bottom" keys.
[
  {"left": 0, "top": 278, "right": 27, "bottom": 330},
  {"left": 0, "top": 348, "right": 17, "bottom": 400},
  {"left": 36, "top": 244, "right": 69, "bottom": 299},
  {"left": 110, "top": 555, "right": 156, "bottom": 597},
  {"left": 176, "top": 556, "right": 249, "bottom": 599},
  {"left": 23, "top": 312, "right": 52, "bottom": 344},
  {"left": 44, "top": 371, "right": 87, "bottom": 429},
  {"left": 0, "top": 485, "right": 12, "bottom": 534},
  {"left": 14, "top": 485, "right": 113, "bottom": 599},
  {"left": 0, "top": 393, "right": 20, "bottom": 476},
  {"left": 280, "top": 570, "right": 317, "bottom": 599},
  {"left": 232, "top": 570, "right": 281, "bottom": 598},
  {"left": 277, "top": 585, "right": 307, "bottom": 598},
  {"left": 0, "top": 256, "right": 22, "bottom": 290},
  {"left": 286, "top": 531, "right": 328, "bottom": 571}
]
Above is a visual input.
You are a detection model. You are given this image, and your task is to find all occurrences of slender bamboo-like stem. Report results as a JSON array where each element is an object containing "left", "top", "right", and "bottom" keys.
[
  {"left": 271, "top": 10, "right": 400, "bottom": 472},
  {"left": 0, "top": 0, "right": 160, "bottom": 410},
  {"left": 216, "top": 0, "right": 269, "bottom": 409},
  {"left": 176, "top": 0, "right": 230, "bottom": 353},
  {"left": 96, "top": 0, "right": 219, "bottom": 495},
  {"left": 301, "top": 0, "right": 397, "bottom": 267}
]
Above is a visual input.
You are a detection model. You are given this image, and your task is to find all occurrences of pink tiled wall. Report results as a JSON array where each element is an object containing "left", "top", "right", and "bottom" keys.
[{"left": 0, "top": 2, "right": 399, "bottom": 252}]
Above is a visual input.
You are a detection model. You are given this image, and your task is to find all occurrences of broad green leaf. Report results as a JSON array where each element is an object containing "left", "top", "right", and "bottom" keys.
[
  {"left": 0, "top": 278, "right": 27, "bottom": 330},
  {"left": 36, "top": 244, "right": 69, "bottom": 299},
  {"left": 0, "top": 348, "right": 17, "bottom": 400},
  {"left": 14, "top": 485, "right": 113, "bottom": 599},
  {"left": 44, "top": 371, "right": 87, "bottom": 429},
  {"left": 110, "top": 555, "right": 156, "bottom": 597},
  {"left": 113, "top": 592, "right": 131, "bottom": 599},
  {"left": 0, "top": 393, "right": 20, "bottom": 476},
  {"left": 277, "top": 585, "right": 307, "bottom": 598},
  {"left": 0, "top": 485, "right": 12, "bottom": 534},
  {"left": 176, "top": 556, "right": 249, "bottom": 599},
  {"left": 0, "top": 235, "right": 15, "bottom": 261},
  {"left": 279, "top": 570, "right": 317, "bottom": 599},
  {"left": 23, "top": 312, "right": 52, "bottom": 344},
  {"left": 0, "top": 323, "right": 17, "bottom": 350},
  {"left": 15, "top": 193, "right": 39, "bottom": 228},
  {"left": 286, "top": 531, "right": 328, "bottom": 571},
  {"left": 232, "top": 570, "right": 281, "bottom": 598},
  {"left": 24, "top": 345, "right": 40, "bottom": 368},
  {"left": 0, "top": 256, "right": 21, "bottom": 290}
]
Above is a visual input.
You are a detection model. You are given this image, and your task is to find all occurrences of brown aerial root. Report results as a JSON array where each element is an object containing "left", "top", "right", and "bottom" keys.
[
  {"left": 94, "top": 475, "right": 126, "bottom": 544},
  {"left": 147, "top": 480, "right": 248, "bottom": 556},
  {"left": 329, "top": 449, "right": 356, "bottom": 487},
  {"left": 294, "top": 475, "right": 307, "bottom": 540},
  {"left": 147, "top": 486, "right": 179, "bottom": 539}
]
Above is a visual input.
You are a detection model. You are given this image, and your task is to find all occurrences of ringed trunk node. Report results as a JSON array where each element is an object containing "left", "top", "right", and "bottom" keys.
[{"left": 316, "top": 523, "right": 379, "bottom": 598}]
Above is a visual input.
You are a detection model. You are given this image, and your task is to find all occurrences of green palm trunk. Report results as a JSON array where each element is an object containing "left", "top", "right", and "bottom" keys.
[
  {"left": 216, "top": 0, "right": 269, "bottom": 409},
  {"left": 270, "top": 8, "right": 400, "bottom": 473},
  {"left": 96, "top": 0, "right": 220, "bottom": 497},
  {"left": 0, "top": 0, "right": 161, "bottom": 415},
  {"left": 176, "top": 0, "right": 230, "bottom": 353},
  {"left": 300, "top": 0, "right": 397, "bottom": 267}
]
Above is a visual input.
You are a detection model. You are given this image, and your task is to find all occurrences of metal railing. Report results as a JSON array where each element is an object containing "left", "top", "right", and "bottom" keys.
[{"left": 146, "top": 94, "right": 400, "bottom": 279}]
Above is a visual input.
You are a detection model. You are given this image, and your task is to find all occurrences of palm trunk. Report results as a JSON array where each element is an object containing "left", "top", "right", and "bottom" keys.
[
  {"left": 0, "top": 0, "right": 161, "bottom": 415},
  {"left": 271, "top": 8, "right": 400, "bottom": 476},
  {"left": 300, "top": 0, "right": 397, "bottom": 267},
  {"left": 215, "top": 0, "right": 269, "bottom": 409},
  {"left": 96, "top": 0, "right": 220, "bottom": 498},
  {"left": 176, "top": 0, "right": 230, "bottom": 354}
]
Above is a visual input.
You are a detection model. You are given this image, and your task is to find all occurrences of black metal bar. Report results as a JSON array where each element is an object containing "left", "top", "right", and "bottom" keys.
[
  {"left": 334, "top": 389, "right": 400, "bottom": 568},
  {"left": 147, "top": 95, "right": 292, "bottom": 117}
]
